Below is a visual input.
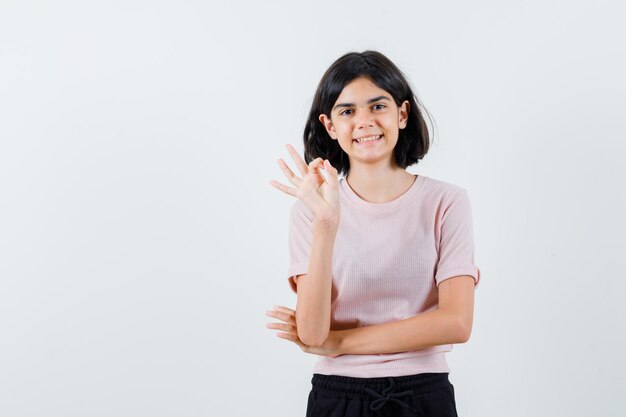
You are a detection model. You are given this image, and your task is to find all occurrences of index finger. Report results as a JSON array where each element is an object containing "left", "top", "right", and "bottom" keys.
[
  {"left": 273, "top": 305, "right": 296, "bottom": 315},
  {"left": 285, "top": 144, "right": 309, "bottom": 177}
]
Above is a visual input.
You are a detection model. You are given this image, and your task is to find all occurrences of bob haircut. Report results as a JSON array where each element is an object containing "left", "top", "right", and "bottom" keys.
[{"left": 303, "top": 50, "right": 434, "bottom": 177}]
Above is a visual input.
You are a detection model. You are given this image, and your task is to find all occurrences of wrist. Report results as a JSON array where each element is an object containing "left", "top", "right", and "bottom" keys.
[{"left": 313, "top": 218, "right": 339, "bottom": 233}]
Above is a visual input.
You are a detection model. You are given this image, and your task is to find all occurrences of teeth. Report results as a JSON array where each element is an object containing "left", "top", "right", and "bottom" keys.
[{"left": 355, "top": 134, "right": 382, "bottom": 143}]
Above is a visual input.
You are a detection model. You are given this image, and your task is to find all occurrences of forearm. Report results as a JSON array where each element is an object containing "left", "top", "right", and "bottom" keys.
[
  {"left": 335, "top": 308, "right": 466, "bottom": 355},
  {"left": 296, "top": 220, "right": 337, "bottom": 347}
]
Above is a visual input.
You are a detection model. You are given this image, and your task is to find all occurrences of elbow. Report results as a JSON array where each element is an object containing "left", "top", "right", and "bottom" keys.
[
  {"left": 295, "top": 307, "right": 331, "bottom": 348},
  {"left": 456, "top": 320, "right": 472, "bottom": 344},
  {"left": 458, "top": 329, "right": 471, "bottom": 344},
  {"left": 298, "top": 329, "right": 330, "bottom": 348},
  {"left": 297, "top": 315, "right": 330, "bottom": 347}
]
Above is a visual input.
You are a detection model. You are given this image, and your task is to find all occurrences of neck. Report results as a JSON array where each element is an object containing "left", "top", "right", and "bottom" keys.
[{"left": 346, "top": 165, "right": 416, "bottom": 204}]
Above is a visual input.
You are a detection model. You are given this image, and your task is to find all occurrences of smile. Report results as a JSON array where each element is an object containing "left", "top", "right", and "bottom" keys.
[{"left": 353, "top": 134, "right": 383, "bottom": 144}]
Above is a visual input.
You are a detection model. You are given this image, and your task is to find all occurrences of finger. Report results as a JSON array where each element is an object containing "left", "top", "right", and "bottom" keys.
[
  {"left": 272, "top": 306, "right": 296, "bottom": 317},
  {"left": 266, "top": 322, "right": 296, "bottom": 332},
  {"left": 265, "top": 310, "right": 296, "bottom": 324},
  {"left": 276, "top": 332, "right": 310, "bottom": 350},
  {"left": 269, "top": 179, "right": 297, "bottom": 197},
  {"left": 276, "top": 158, "right": 302, "bottom": 188},
  {"left": 272, "top": 305, "right": 295, "bottom": 314},
  {"left": 285, "top": 144, "right": 309, "bottom": 177},
  {"left": 322, "top": 160, "right": 339, "bottom": 187},
  {"left": 275, "top": 331, "right": 309, "bottom": 349},
  {"left": 308, "top": 157, "right": 325, "bottom": 175},
  {"left": 267, "top": 306, "right": 296, "bottom": 321},
  {"left": 324, "top": 159, "right": 338, "bottom": 180}
]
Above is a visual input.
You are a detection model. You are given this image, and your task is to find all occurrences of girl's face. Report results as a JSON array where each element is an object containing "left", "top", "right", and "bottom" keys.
[{"left": 319, "top": 76, "right": 409, "bottom": 168}]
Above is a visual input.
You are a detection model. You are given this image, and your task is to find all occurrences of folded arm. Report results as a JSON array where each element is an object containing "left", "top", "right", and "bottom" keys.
[{"left": 335, "top": 275, "right": 476, "bottom": 355}]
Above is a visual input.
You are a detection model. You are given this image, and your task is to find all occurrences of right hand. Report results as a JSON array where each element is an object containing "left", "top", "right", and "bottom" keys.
[{"left": 270, "top": 144, "right": 340, "bottom": 225}]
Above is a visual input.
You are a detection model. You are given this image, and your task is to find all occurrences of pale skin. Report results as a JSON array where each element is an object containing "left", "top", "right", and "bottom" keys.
[{"left": 267, "top": 76, "right": 475, "bottom": 357}]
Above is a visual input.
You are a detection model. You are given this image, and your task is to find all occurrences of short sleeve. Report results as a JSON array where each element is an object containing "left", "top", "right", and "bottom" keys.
[
  {"left": 434, "top": 188, "right": 481, "bottom": 288},
  {"left": 286, "top": 200, "right": 313, "bottom": 293}
]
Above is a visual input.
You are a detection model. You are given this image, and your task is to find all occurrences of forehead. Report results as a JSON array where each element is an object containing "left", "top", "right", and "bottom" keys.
[{"left": 335, "top": 77, "right": 390, "bottom": 102}]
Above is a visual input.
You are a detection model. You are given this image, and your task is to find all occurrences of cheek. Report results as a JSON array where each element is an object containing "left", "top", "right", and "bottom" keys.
[
  {"left": 384, "top": 121, "right": 400, "bottom": 134},
  {"left": 337, "top": 128, "right": 353, "bottom": 140},
  {"left": 336, "top": 124, "right": 350, "bottom": 134}
]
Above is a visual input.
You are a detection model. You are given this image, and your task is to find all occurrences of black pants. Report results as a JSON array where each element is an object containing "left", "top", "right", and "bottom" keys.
[{"left": 306, "top": 372, "right": 458, "bottom": 417}]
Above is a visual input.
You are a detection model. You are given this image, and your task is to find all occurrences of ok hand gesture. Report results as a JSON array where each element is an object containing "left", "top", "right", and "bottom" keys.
[{"left": 270, "top": 144, "right": 340, "bottom": 225}]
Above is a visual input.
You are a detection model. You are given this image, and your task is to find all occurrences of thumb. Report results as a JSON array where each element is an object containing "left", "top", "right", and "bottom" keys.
[{"left": 324, "top": 159, "right": 338, "bottom": 180}]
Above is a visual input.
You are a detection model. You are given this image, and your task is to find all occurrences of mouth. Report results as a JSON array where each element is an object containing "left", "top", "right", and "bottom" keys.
[{"left": 353, "top": 134, "right": 384, "bottom": 144}]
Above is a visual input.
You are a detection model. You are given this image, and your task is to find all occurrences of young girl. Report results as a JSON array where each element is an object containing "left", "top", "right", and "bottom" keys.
[{"left": 266, "top": 50, "right": 480, "bottom": 417}]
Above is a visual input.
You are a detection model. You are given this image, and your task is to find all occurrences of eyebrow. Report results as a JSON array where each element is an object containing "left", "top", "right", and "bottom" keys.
[{"left": 332, "top": 95, "right": 391, "bottom": 112}]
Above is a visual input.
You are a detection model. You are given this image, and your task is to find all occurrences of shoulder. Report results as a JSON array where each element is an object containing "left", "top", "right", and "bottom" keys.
[
  {"left": 290, "top": 198, "right": 314, "bottom": 222},
  {"left": 420, "top": 175, "right": 469, "bottom": 201}
]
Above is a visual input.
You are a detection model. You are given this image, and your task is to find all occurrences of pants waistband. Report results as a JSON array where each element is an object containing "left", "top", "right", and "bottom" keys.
[{"left": 311, "top": 372, "right": 450, "bottom": 400}]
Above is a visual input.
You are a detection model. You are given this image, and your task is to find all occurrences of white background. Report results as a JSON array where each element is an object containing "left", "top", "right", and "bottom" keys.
[{"left": 1, "top": 1, "right": 625, "bottom": 416}]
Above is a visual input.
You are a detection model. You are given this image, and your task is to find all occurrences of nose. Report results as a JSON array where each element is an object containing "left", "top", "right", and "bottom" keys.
[{"left": 354, "top": 111, "right": 375, "bottom": 129}]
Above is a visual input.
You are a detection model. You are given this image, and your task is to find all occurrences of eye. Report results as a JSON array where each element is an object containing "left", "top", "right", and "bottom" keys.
[
  {"left": 339, "top": 109, "right": 352, "bottom": 116},
  {"left": 373, "top": 104, "right": 386, "bottom": 110}
]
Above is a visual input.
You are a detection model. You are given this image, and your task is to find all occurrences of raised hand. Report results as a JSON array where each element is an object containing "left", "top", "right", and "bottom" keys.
[{"left": 270, "top": 144, "right": 340, "bottom": 224}]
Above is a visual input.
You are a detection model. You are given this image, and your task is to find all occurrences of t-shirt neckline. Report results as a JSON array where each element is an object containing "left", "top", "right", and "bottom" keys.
[{"left": 339, "top": 174, "right": 426, "bottom": 214}]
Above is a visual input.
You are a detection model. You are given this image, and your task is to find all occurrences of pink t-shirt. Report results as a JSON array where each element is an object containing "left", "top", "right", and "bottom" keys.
[{"left": 287, "top": 174, "right": 480, "bottom": 378}]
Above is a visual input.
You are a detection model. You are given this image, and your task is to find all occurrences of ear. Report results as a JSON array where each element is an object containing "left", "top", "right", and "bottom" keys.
[
  {"left": 318, "top": 114, "right": 337, "bottom": 139},
  {"left": 398, "top": 100, "right": 410, "bottom": 129}
]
